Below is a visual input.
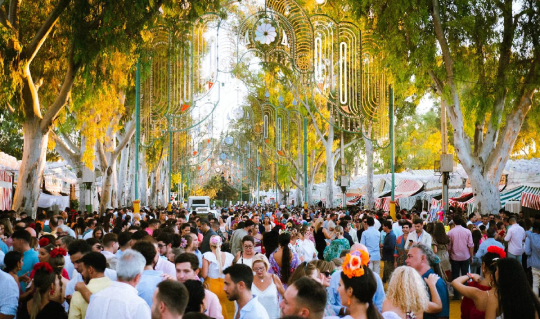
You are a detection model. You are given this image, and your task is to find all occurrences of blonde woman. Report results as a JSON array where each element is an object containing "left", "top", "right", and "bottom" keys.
[
  {"left": 314, "top": 217, "right": 333, "bottom": 260},
  {"left": 251, "top": 254, "right": 284, "bottom": 319},
  {"left": 382, "top": 266, "right": 432, "bottom": 319},
  {"left": 201, "top": 235, "right": 235, "bottom": 319}
]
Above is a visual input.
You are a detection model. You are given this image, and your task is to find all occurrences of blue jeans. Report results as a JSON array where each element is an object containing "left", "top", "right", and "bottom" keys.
[{"left": 507, "top": 252, "right": 523, "bottom": 264}]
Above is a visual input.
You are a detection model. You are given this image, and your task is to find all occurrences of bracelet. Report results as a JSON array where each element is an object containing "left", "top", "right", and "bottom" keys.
[{"left": 467, "top": 274, "right": 472, "bottom": 281}]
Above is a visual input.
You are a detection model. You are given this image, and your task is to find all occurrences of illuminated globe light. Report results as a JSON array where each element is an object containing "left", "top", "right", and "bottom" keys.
[{"left": 315, "top": 0, "right": 326, "bottom": 4}]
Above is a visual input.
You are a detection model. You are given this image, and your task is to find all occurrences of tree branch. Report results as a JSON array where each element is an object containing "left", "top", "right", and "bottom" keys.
[
  {"left": 112, "top": 119, "right": 136, "bottom": 159},
  {"left": 61, "top": 132, "right": 79, "bottom": 153},
  {"left": 478, "top": 0, "right": 515, "bottom": 162},
  {"left": 40, "top": 61, "right": 79, "bottom": 132},
  {"left": 0, "top": 4, "right": 12, "bottom": 29},
  {"left": 51, "top": 131, "right": 79, "bottom": 164},
  {"left": 97, "top": 141, "right": 109, "bottom": 173},
  {"left": 22, "top": 0, "right": 71, "bottom": 65},
  {"left": 8, "top": 0, "right": 19, "bottom": 30}
]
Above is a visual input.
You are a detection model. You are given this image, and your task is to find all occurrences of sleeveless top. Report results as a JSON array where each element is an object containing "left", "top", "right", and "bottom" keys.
[
  {"left": 202, "top": 251, "right": 234, "bottom": 279},
  {"left": 252, "top": 280, "right": 280, "bottom": 319},
  {"left": 236, "top": 252, "right": 259, "bottom": 268},
  {"left": 315, "top": 228, "right": 327, "bottom": 260},
  {"left": 460, "top": 281, "right": 491, "bottom": 319}
]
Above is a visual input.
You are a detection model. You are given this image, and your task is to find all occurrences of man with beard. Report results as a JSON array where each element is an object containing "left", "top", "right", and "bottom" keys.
[
  {"left": 68, "top": 252, "right": 112, "bottom": 319},
  {"left": 223, "top": 264, "right": 269, "bottom": 319},
  {"left": 151, "top": 280, "right": 189, "bottom": 319}
]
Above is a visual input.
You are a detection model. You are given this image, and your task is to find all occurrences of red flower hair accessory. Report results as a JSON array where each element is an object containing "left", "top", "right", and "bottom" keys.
[
  {"left": 275, "top": 222, "right": 285, "bottom": 230},
  {"left": 33, "top": 262, "right": 53, "bottom": 274},
  {"left": 50, "top": 248, "right": 67, "bottom": 258},
  {"left": 343, "top": 249, "right": 370, "bottom": 278},
  {"left": 39, "top": 237, "right": 50, "bottom": 247},
  {"left": 487, "top": 246, "right": 506, "bottom": 259}
]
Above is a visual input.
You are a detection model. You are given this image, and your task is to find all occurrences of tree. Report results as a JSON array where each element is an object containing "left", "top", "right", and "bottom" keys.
[
  {"left": 350, "top": 0, "right": 540, "bottom": 214},
  {"left": 0, "top": 0, "right": 165, "bottom": 216}
]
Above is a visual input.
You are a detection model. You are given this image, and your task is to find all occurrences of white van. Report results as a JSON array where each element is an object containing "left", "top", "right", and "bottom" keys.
[{"left": 187, "top": 196, "right": 219, "bottom": 220}]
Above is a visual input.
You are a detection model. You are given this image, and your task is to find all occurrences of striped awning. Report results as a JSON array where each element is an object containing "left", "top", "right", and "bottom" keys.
[
  {"left": 521, "top": 192, "right": 540, "bottom": 210},
  {"left": 501, "top": 186, "right": 540, "bottom": 207}
]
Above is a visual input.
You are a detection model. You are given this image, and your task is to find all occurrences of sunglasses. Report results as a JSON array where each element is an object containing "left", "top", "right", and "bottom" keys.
[{"left": 322, "top": 271, "right": 332, "bottom": 278}]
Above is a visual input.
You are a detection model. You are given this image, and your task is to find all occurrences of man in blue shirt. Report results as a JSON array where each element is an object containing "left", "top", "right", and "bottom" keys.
[
  {"left": 360, "top": 217, "right": 381, "bottom": 275},
  {"left": 476, "top": 228, "right": 505, "bottom": 259},
  {"left": 132, "top": 241, "right": 164, "bottom": 307},
  {"left": 12, "top": 229, "right": 39, "bottom": 292},
  {"left": 406, "top": 243, "right": 449, "bottom": 319}
]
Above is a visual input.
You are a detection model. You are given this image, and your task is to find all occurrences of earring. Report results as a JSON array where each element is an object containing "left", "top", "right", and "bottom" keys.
[
  {"left": 489, "top": 281, "right": 493, "bottom": 288},
  {"left": 347, "top": 298, "right": 351, "bottom": 307},
  {"left": 50, "top": 289, "right": 55, "bottom": 296}
]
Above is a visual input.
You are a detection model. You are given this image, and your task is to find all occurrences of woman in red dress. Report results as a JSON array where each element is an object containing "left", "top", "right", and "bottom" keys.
[{"left": 451, "top": 246, "right": 506, "bottom": 319}]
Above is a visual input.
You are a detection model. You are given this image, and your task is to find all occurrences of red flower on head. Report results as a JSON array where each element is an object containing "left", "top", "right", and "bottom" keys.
[
  {"left": 50, "top": 248, "right": 67, "bottom": 259},
  {"left": 33, "top": 262, "right": 53, "bottom": 274},
  {"left": 39, "top": 237, "right": 50, "bottom": 247},
  {"left": 487, "top": 246, "right": 506, "bottom": 259},
  {"left": 29, "top": 223, "right": 36, "bottom": 229}
]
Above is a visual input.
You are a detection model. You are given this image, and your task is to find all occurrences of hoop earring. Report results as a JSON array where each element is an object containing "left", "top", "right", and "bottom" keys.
[{"left": 489, "top": 281, "right": 493, "bottom": 288}]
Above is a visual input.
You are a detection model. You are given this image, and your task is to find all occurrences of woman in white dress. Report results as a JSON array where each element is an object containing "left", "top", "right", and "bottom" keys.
[
  {"left": 295, "top": 225, "right": 317, "bottom": 262},
  {"left": 251, "top": 254, "right": 285, "bottom": 319},
  {"left": 201, "top": 235, "right": 235, "bottom": 319}
]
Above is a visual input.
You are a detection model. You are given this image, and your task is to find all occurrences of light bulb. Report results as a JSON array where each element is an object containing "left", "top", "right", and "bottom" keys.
[{"left": 315, "top": 0, "right": 325, "bottom": 4}]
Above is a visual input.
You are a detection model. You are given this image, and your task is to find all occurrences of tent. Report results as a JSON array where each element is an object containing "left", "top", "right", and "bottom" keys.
[
  {"left": 500, "top": 185, "right": 540, "bottom": 207},
  {"left": 0, "top": 170, "right": 13, "bottom": 210},
  {"left": 37, "top": 193, "right": 70, "bottom": 209}
]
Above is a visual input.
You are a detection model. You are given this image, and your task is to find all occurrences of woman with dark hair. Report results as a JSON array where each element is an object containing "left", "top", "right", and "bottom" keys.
[
  {"left": 453, "top": 247, "right": 505, "bottom": 319},
  {"left": 184, "top": 279, "right": 206, "bottom": 313},
  {"left": 102, "top": 213, "right": 113, "bottom": 233},
  {"left": 268, "top": 232, "right": 299, "bottom": 287},
  {"left": 74, "top": 217, "right": 86, "bottom": 239},
  {"left": 27, "top": 262, "right": 67, "bottom": 319},
  {"left": 471, "top": 230, "right": 483, "bottom": 274},
  {"left": 485, "top": 257, "right": 540, "bottom": 319},
  {"left": 432, "top": 222, "right": 451, "bottom": 280},
  {"left": 234, "top": 235, "right": 258, "bottom": 268},
  {"left": 92, "top": 226, "right": 104, "bottom": 241},
  {"left": 262, "top": 226, "right": 280, "bottom": 259},
  {"left": 337, "top": 250, "right": 383, "bottom": 319}
]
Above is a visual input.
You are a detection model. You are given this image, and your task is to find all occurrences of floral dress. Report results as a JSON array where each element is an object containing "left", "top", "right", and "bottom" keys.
[
  {"left": 323, "top": 238, "right": 350, "bottom": 262},
  {"left": 268, "top": 249, "right": 300, "bottom": 287}
]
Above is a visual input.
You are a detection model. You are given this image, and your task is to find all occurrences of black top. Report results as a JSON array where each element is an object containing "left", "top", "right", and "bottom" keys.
[
  {"left": 200, "top": 229, "right": 217, "bottom": 254},
  {"left": 36, "top": 301, "right": 67, "bottom": 319},
  {"left": 315, "top": 228, "right": 326, "bottom": 260}
]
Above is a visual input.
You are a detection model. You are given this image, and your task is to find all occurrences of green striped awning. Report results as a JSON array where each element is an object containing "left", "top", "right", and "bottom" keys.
[{"left": 501, "top": 186, "right": 540, "bottom": 207}]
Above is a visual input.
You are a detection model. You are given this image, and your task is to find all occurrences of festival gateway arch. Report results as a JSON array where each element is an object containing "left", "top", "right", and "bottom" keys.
[{"left": 133, "top": 0, "right": 393, "bottom": 210}]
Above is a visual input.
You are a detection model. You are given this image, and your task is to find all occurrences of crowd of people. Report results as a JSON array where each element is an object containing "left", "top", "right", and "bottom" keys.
[{"left": 0, "top": 204, "right": 539, "bottom": 319}]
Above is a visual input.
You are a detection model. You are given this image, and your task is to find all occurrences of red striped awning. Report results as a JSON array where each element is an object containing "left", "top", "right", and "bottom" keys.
[{"left": 521, "top": 192, "right": 540, "bottom": 211}]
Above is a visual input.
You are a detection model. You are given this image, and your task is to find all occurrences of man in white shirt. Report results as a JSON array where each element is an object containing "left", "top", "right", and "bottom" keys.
[
  {"left": 101, "top": 233, "right": 119, "bottom": 270},
  {"left": 224, "top": 264, "right": 269, "bottom": 319},
  {"left": 85, "top": 249, "right": 151, "bottom": 319},
  {"left": 151, "top": 280, "right": 189, "bottom": 319},
  {"left": 56, "top": 235, "right": 76, "bottom": 280},
  {"left": 406, "top": 219, "right": 432, "bottom": 248},
  {"left": 505, "top": 217, "right": 526, "bottom": 264}
]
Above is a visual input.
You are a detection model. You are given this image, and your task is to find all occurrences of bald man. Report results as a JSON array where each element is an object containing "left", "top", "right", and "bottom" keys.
[
  {"left": 327, "top": 243, "right": 386, "bottom": 315},
  {"left": 25, "top": 227, "right": 37, "bottom": 238}
]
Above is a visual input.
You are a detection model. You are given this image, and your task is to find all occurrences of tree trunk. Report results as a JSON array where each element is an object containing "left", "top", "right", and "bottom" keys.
[
  {"left": 468, "top": 166, "right": 500, "bottom": 215},
  {"left": 140, "top": 153, "right": 148, "bottom": 206},
  {"left": 12, "top": 119, "right": 49, "bottom": 217},
  {"left": 99, "top": 166, "right": 114, "bottom": 215},
  {"left": 117, "top": 141, "right": 130, "bottom": 207},
  {"left": 363, "top": 125, "right": 375, "bottom": 210},
  {"left": 325, "top": 119, "right": 335, "bottom": 208},
  {"left": 126, "top": 141, "right": 136, "bottom": 205}
]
